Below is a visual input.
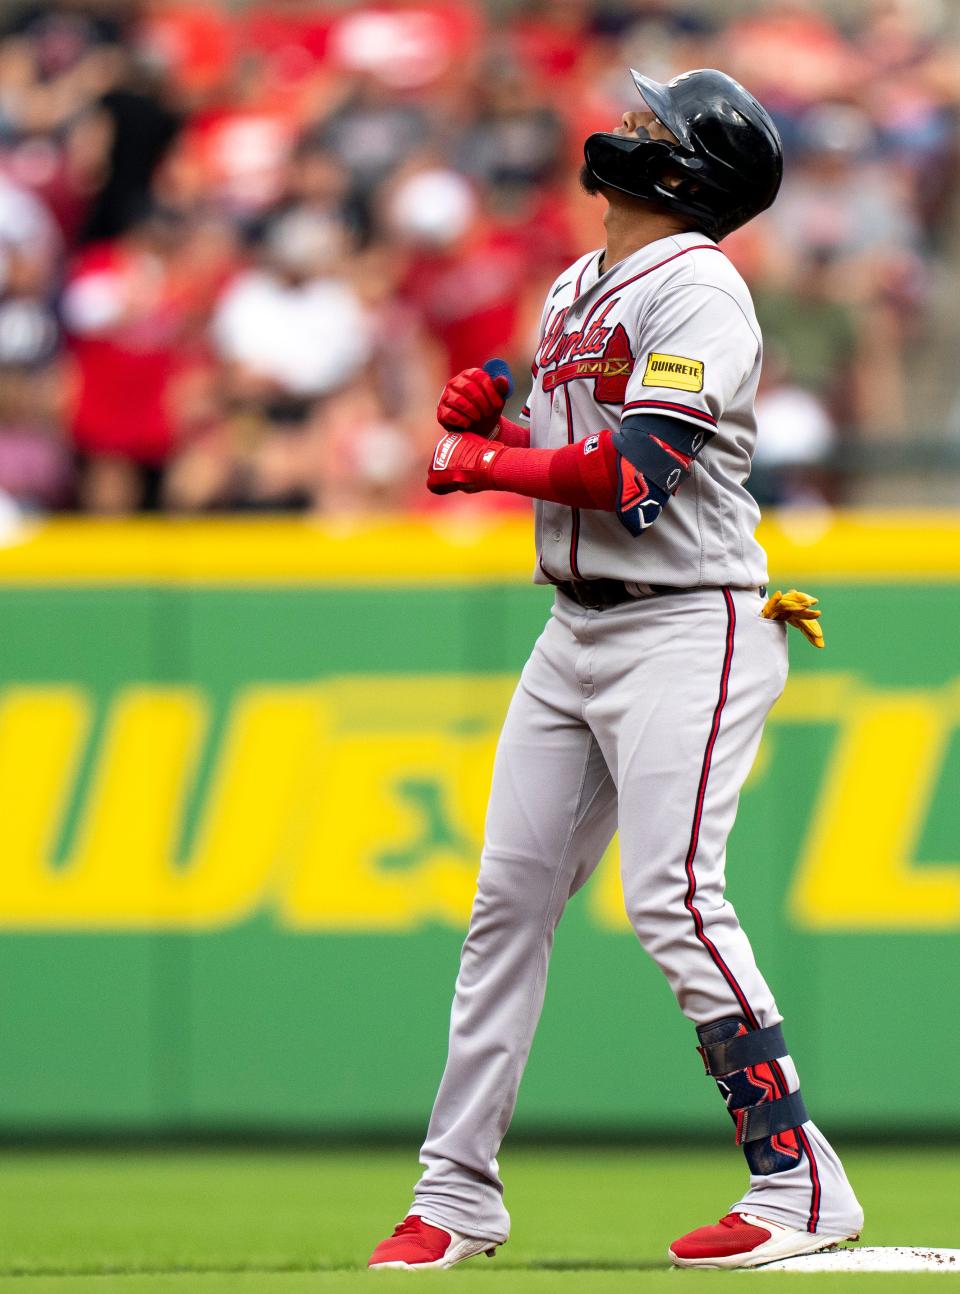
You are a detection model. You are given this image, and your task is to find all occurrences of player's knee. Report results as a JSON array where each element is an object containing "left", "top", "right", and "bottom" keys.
[{"left": 474, "top": 851, "right": 564, "bottom": 926}]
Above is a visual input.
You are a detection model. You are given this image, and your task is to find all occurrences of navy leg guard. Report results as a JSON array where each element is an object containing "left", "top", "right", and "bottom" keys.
[{"left": 697, "top": 1016, "right": 807, "bottom": 1176}]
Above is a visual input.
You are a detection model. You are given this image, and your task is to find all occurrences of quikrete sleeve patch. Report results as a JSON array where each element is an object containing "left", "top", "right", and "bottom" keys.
[{"left": 642, "top": 352, "right": 705, "bottom": 393}]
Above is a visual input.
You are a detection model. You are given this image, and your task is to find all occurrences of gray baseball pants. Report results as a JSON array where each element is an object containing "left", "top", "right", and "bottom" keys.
[{"left": 412, "top": 586, "right": 862, "bottom": 1242}]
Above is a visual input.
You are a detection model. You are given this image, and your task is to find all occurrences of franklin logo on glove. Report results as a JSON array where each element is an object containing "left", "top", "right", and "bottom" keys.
[{"left": 432, "top": 435, "right": 461, "bottom": 472}]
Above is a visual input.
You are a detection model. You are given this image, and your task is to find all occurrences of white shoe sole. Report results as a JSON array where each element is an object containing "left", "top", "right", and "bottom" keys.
[
  {"left": 370, "top": 1238, "right": 500, "bottom": 1270},
  {"left": 670, "top": 1230, "right": 860, "bottom": 1270}
]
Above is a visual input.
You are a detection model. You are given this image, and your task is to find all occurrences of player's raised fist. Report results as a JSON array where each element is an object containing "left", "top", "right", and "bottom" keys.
[
  {"left": 437, "top": 367, "right": 511, "bottom": 438},
  {"left": 427, "top": 430, "right": 507, "bottom": 494}
]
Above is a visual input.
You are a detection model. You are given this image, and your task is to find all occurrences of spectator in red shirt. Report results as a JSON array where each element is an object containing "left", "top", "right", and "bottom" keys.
[
  {"left": 61, "top": 207, "right": 193, "bottom": 510},
  {"left": 388, "top": 166, "right": 539, "bottom": 377}
]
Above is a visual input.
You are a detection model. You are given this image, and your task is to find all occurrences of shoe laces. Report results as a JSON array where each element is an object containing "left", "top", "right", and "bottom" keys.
[
  {"left": 392, "top": 1216, "right": 429, "bottom": 1238},
  {"left": 718, "top": 1213, "right": 744, "bottom": 1229}
]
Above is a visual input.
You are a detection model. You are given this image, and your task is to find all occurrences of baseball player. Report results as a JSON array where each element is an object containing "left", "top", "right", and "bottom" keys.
[{"left": 369, "top": 69, "right": 863, "bottom": 1271}]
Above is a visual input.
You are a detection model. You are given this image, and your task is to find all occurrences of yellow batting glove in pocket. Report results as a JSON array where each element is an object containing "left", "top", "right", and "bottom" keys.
[{"left": 761, "top": 588, "right": 824, "bottom": 649}]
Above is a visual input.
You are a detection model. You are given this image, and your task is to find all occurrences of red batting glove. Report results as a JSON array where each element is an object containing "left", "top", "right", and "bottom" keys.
[
  {"left": 437, "top": 368, "right": 510, "bottom": 438},
  {"left": 428, "top": 429, "right": 621, "bottom": 506},
  {"left": 427, "top": 431, "right": 508, "bottom": 494}
]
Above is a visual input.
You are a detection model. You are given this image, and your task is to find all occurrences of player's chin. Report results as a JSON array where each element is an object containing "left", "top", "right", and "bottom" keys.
[{"left": 578, "top": 162, "right": 604, "bottom": 196}]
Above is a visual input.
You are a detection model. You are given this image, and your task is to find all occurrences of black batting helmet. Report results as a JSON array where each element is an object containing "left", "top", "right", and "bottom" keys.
[{"left": 583, "top": 68, "right": 783, "bottom": 241}]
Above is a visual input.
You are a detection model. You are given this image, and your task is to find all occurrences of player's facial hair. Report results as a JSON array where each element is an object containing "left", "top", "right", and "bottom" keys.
[{"left": 579, "top": 162, "right": 602, "bottom": 196}]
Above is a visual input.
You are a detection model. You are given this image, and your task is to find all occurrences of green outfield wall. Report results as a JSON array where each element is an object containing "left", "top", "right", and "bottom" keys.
[{"left": 0, "top": 514, "right": 958, "bottom": 1135}]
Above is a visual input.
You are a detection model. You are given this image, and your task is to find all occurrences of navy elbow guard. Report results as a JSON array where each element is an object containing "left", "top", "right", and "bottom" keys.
[{"left": 613, "top": 414, "right": 712, "bottom": 537}]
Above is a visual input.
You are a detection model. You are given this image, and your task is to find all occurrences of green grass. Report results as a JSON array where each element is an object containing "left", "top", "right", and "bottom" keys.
[{"left": 0, "top": 1146, "right": 955, "bottom": 1291}]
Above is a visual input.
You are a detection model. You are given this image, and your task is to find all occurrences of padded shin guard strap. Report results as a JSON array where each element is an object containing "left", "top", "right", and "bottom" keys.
[
  {"left": 698, "top": 1022, "right": 788, "bottom": 1077},
  {"left": 735, "top": 1090, "right": 809, "bottom": 1145}
]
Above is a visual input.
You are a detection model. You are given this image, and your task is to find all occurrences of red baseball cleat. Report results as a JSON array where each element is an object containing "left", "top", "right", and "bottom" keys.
[
  {"left": 368, "top": 1214, "right": 501, "bottom": 1270},
  {"left": 669, "top": 1211, "right": 859, "bottom": 1269}
]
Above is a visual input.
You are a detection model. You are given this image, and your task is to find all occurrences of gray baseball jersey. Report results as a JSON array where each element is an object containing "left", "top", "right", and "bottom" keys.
[{"left": 521, "top": 231, "right": 768, "bottom": 588}]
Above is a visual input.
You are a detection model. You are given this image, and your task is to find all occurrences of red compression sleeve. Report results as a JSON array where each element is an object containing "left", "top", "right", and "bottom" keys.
[
  {"left": 487, "top": 429, "right": 618, "bottom": 509},
  {"left": 495, "top": 416, "right": 529, "bottom": 448}
]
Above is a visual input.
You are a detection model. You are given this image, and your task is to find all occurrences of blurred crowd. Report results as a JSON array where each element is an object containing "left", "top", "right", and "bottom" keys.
[{"left": 0, "top": 0, "right": 958, "bottom": 516}]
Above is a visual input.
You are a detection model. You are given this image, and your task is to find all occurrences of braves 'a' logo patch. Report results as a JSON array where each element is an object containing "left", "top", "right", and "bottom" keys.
[{"left": 642, "top": 352, "right": 704, "bottom": 393}]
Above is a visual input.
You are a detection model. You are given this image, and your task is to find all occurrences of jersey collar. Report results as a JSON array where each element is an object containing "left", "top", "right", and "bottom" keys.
[{"left": 573, "top": 231, "right": 719, "bottom": 307}]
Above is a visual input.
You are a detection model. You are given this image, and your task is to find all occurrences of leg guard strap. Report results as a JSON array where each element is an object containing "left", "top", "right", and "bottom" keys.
[
  {"left": 698, "top": 1022, "right": 788, "bottom": 1077},
  {"left": 734, "top": 1090, "right": 809, "bottom": 1145}
]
